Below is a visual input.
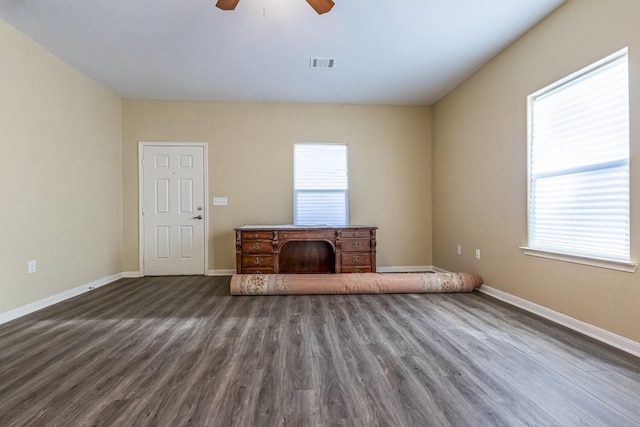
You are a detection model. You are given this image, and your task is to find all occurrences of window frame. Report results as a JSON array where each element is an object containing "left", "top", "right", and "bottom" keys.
[{"left": 521, "top": 48, "right": 637, "bottom": 273}]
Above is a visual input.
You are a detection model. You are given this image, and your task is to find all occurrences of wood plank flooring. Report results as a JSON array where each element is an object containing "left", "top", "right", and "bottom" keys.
[{"left": 1, "top": 275, "right": 639, "bottom": 426}]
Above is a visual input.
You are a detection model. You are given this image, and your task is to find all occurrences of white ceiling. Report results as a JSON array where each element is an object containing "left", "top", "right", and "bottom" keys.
[{"left": 1, "top": 0, "right": 566, "bottom": 106}]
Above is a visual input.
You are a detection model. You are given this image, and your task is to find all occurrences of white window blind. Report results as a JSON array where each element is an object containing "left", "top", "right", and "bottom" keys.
[
  {"left": 294, "top": 143, "right": 348, "bottom": 226},
  {"left": 528, "top": 49, "right": 630, "bottom": 262}
]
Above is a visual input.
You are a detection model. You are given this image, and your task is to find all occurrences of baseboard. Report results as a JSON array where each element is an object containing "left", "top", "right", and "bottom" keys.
[
  {"left": 377, "top": 265, "right": 435, "bottom": 273},
  {"left": 479, "top": 284, "right": 640, "bottom": 359},
  {"left": 128, "top": 270, "right": 234, "bottom": 277},
  {"left": 208, "top": 269, "right": 236, "bottom": 276},
  {"left": 0, "top": 272, "right": 124, "bottom": 326},
  {"left": 122, "top": 271, "right": 141, "bottom": 278},
  {"left": 128, "top": 270, "right": 231, "bottom": 277},
  {"left": 217, "top": 266, "right": 438, "bottom": 275}
]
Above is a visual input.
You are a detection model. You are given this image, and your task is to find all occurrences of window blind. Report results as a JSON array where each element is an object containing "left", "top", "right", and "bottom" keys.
[
  {"left": 528, "top": 50, "right": 630, "bottom": 261},
  {"left": 294, "top": 143, "right": 349, "bottom": 226}
]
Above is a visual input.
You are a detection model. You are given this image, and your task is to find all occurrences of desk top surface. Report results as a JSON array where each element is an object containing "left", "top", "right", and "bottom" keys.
[{"left": 236, "top": 225, "right": 376, "bottom": 230}]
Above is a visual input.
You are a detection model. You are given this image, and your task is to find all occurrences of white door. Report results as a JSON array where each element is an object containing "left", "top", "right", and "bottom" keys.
[{"left": 141, "top": 145, "right": 206, "bottom": 275}]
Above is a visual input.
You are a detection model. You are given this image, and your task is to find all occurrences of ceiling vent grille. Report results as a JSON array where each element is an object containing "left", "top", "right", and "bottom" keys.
[{"left": 310, "top": 57, "right": 335, "bottom": 69}]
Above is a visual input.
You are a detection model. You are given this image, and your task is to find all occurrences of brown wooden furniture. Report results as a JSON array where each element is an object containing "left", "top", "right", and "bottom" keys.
[{"left": 235, "top": 225, "right": 377, "bottom": 274}]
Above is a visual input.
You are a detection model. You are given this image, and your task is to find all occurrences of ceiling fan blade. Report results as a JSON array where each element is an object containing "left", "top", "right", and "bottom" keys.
[
  {"left": 216, "top": 0, "right": 240, "bottom": 11},
  {"left": 306, "top": 0, "right": 334, "bottom": 15}
]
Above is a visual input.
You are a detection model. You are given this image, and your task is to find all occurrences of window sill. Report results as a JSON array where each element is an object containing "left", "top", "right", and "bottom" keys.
[{"left": 520, "top": 247, "right": 638, "bottom": 273}]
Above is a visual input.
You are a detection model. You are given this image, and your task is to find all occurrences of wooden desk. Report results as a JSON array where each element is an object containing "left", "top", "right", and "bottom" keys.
[{"left": 235, "top": 225, "right": 377, "bottom": 274}]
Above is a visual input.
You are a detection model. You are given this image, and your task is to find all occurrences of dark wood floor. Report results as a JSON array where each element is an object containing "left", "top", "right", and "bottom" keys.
[{"left": 0, "top": 276, "right": 639, "bottom": 427}]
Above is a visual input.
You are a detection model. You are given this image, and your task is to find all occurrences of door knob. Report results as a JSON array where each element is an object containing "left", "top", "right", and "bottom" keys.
[{"left": 193, "top": 215, "right": 203, "bottom": 220}]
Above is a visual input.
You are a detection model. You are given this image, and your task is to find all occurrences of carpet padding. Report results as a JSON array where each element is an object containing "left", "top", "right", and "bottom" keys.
[{"left": 230, "top": 272, "right": 483, "bottom": 295}]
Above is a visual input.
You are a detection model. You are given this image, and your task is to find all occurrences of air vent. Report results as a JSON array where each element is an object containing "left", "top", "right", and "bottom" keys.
[{"left": 310, "top": 57, "right": 335, "bottom": 69}]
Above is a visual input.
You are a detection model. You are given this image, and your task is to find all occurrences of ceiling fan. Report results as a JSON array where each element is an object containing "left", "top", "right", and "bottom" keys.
[{"left": 215, "top": 0, "right": 335, "bottom": 15}]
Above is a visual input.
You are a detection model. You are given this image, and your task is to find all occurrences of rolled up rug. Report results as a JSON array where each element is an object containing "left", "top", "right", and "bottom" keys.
[{"left": 230, "top": 272, "right": 482, "bottom": 296}]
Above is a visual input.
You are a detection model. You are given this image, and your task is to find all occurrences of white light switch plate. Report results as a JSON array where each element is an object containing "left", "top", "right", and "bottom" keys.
[{"left": 213, "top": 197, "right": 228, "bottom": 206}]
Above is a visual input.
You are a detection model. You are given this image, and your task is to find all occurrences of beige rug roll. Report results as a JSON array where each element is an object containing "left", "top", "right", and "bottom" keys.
[{"left": 230, "top": 272, "right": 483, "bottom": 296}]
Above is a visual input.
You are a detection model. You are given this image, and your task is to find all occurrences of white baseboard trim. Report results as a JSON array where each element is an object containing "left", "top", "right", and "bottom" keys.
[
  {"left": 479, "top": 284, "right": 640, "bottom": 359},
  {"left": 122, "top": 271, "right": 141, "bottom": 278},
  {"left": 377, "top": 265, "right": 435, "bottom": 273},
  {"left": 217, "top": 266, "right": 438, "bottom": 275},
  {"left": 0, "top": 273, "right": 124, "bottom": 326},
  {"left": 208, "top": 269, "right": 236, "bottom": 276},
  {"left": 127, "top": 270, "right": 235, "bottom": 277}
]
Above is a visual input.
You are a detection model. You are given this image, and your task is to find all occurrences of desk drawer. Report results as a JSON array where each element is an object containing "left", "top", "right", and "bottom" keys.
[
  {"left": 341, "top": 253, "right": 371, "bottom": 267},
  {"left": 342, "top": 239, "right": 371, "bottom": 252},
  {"left": 279, "top": 230, "right": 335, "bottom": 240},
  {"left": 241, "top": 231, "right": 273, "bottom": 240},
  {"left": 241, "top": 240, "right": 273, "bottom": 254},
  {"left": 241, "top": 255, "right": 274, "bottom": 268},
  {"left": 340, "top": 230, "right": 371, "bottom": 239}
]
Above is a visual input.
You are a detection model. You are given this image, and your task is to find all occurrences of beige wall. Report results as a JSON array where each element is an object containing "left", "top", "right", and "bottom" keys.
[
  {"left": 122, "top": 101, "right": 432, "bottom": 272},
  {"left": 432, "top": 0, "right": 640, "bottom": 342},
  {"left": 0, "top": 21, "right": 122, "bottom": 313}
]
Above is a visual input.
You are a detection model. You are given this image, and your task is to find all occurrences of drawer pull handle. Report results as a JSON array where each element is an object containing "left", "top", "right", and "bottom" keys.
[
  {"left": 254, "top": 233, "right": 259, "bottom": 238},
  {"left": 352, "top": 242, "right": 360, "bottom": 248},
  {"left": 352, "top": 256, "right": 360, "bottom": 262},
  {"left": 253, "top": 257, "right": 262, "bottom": 265},
  {"left": 353, "top": 268, "right": 362, "bottom": 273},
  {"left": 253, "top": 242, "right": 262, "bottom": 249}
]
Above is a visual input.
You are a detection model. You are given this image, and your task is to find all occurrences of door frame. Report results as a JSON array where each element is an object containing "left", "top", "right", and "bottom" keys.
[{"left": 138, "top": 142, "right": 209, "bottom": 276}]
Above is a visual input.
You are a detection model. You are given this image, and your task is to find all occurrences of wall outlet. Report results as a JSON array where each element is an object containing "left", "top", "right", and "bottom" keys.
[
  {"left": 457, "top": 244, "right": 462, "bottom": 255},
  {"left": 213, "top": 197, "right": 228, "bottom": 206},
  {"left": 475, "top": 249, "right": 481, "bottom": 260},
  {"left": 28, "top": 260, "right": 36, "bottom": 274}
]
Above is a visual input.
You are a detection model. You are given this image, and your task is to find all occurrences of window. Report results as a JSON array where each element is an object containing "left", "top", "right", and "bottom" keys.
[
  {"left": 525, "top": 48, "right": 634, "bottom": 270},
  {"left": 294, "top": 143, "right": 348, "bottom": 226}
]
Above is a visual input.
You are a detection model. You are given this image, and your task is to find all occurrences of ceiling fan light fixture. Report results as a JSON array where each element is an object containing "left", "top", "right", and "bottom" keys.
[
  {"left": 215, "top": 0, "right": 240, "bottom": 11},
  {"left": 305, "top": 0, "right": 335, "bottom": 15}
]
